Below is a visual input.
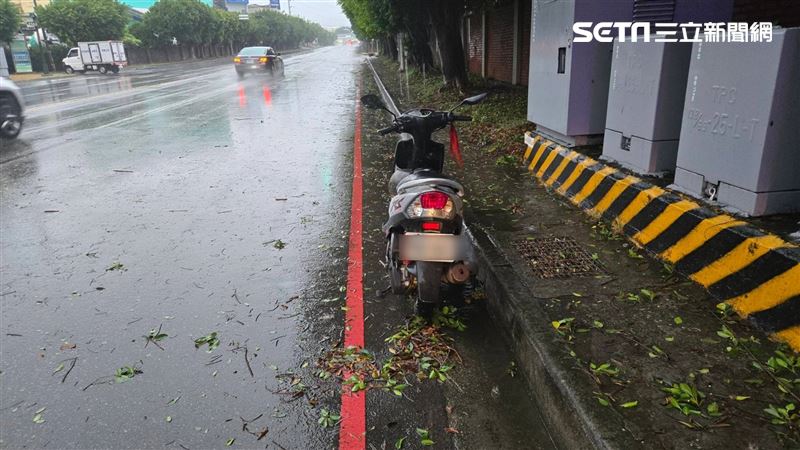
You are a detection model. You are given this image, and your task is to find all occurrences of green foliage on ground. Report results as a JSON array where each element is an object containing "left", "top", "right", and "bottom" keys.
[{"left": 402, "top": 66, "right": 527, "bottom": 127}]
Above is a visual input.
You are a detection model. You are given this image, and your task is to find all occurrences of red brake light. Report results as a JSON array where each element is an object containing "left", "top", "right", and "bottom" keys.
[
  {"left": 419, "top": 192, "right": 449, "bottom": 209},
  {"left": 421, "top": 222, "right": 442, "bottom": 232}
]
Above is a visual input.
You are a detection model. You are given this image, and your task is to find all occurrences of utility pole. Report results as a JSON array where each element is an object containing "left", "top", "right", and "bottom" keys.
[
  {"left": 31, "top": 0, "right": 51, "bottom": 74},
  {"left": 287, "top": 0, "right": 292, "bottom": 15}
]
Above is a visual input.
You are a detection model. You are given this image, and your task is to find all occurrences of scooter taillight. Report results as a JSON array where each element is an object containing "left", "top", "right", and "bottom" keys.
[
  {"left": 419, "top": 192, "right": 449, "bottom": 209},
  {"left": 407, "top": 192, "right": 455, "bottom": 219}
]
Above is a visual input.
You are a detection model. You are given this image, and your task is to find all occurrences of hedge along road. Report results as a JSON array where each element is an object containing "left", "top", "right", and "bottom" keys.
[{"left": 0, "top": 46, "right": 552, "bottom": 449}]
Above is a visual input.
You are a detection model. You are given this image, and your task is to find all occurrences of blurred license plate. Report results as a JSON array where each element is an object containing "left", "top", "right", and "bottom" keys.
[{"left": 399, "top": 233, "right": 462, "bottom": 262}]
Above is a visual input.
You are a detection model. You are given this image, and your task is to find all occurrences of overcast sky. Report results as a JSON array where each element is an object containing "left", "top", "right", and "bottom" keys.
[{"left": 250, "top": 0, "right": 350, "bottom": 28}]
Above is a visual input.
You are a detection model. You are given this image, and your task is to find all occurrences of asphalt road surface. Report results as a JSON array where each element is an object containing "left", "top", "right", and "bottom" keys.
[{"left": 0, "top": 46, "right": 554, "bottom": 449}]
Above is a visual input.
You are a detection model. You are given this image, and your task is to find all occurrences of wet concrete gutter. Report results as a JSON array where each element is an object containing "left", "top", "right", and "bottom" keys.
[
  {"left": 521, "top": 132, "right": 800, "bottom": 350},
  {"left": 467, "top": 224, "right": 626, "bottom": 449}
]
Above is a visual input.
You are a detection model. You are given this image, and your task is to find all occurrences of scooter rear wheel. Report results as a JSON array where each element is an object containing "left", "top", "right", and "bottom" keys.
[
  {"left": 387, "top": 235, "right": 406, "bottom": 294},
  {"left": 415, "top": 261, "right": 442, "bottom": 318}
]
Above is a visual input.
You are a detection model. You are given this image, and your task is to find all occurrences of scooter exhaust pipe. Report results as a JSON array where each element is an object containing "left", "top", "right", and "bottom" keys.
[{"left": 444, "top": 263, "right": 470, "bottom": 284}]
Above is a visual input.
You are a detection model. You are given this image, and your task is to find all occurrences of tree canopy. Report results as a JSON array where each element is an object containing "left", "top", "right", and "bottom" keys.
[
  {"left": 338, "top": 0, "right": 395, "bottom": 40},
  {"left": 35, "top": 0, "right": 128, "bottom": 46},
  {"left": 338, "top": 0, "right": 468, "bottom": 89},
  {"left": 28, "top": 0, "right": 332, "bottom": 54},
  {"left": 131, "top": 0, "right": 334, "bottom": 49},
  {"left": 0, "top": 0, "right": 22, "bottom": 44},
  {"left": 135, "top": 0, "right": 214, "bottom": 47}
]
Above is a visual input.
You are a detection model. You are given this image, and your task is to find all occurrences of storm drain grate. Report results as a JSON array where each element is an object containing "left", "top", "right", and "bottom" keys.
[{"left": 514, "top": 236, "right": 605, "bottom": 279}]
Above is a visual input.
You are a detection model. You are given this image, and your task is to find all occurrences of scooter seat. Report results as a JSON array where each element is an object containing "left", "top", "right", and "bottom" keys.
[{"left": 396, "top": 170, "right": 464, "bottom": 196}]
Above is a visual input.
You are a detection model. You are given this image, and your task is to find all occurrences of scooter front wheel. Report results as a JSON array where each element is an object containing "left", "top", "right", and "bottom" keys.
[{"left": 415, "top": 261, "right": 443, "bottom": 318}]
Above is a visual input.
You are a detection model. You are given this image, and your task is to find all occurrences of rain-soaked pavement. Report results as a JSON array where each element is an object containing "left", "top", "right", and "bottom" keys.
[{"left": 1, "top": 46, "right": 554, "bottom": 449}]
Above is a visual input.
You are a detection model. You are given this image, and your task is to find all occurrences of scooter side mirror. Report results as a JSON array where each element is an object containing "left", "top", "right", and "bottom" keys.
[
  {"left": 461, "top": 92, "right": 488, "bottom": 105},
  {"left": 360, "top": 94, "right": 386, "bottom": 110}
]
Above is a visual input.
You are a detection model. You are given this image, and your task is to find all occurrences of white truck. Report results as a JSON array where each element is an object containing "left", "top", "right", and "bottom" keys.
[{"left": 63, "top": 41, "right": 127, "bottom": 75}]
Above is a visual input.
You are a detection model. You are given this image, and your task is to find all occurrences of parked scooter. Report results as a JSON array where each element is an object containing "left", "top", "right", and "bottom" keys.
[{"left": 361, "top": 92, "right": 488, "bottom": 316}]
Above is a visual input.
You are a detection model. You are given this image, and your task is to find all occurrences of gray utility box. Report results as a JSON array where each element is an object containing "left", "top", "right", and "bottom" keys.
[
  {"left": 527, "top": 0, "right": 633, "bottom": 146},
  {"left": 672, "top": 28, "right": 800, "bottom": 216},
  {"left": 602, "top": 40, "right": 692, "bottom": 175}
]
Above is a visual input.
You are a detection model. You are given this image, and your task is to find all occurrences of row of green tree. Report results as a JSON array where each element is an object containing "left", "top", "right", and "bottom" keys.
[
  {"left": 0, "top": 0, "right": 22, "bottom": 45},
  {"left": 1, "top": 0, "right": 334, "bottom": 52},
  {"left": 128, "top": 0, "right": 335, "bottom": 54},
  {"left": 338, "top": 0, "right": 471, "bottom": 90}
]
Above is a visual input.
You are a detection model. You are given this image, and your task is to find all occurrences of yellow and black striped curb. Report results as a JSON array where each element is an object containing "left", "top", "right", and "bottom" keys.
[{"left": 522, "top": 131, "right": 800, "bottom": 350}]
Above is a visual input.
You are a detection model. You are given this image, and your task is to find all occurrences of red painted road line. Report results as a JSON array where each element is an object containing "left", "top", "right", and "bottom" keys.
[{"left": 339, "top": 80, "right": 366, "bottom": 449}]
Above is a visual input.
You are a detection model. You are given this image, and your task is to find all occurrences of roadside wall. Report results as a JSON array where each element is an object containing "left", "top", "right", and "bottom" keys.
[
  {"left": 126, "top": 44, "right": 237, "bottom": 66},
  {"left": 465, "top": 0, "right": 531, "bottom": 86}
]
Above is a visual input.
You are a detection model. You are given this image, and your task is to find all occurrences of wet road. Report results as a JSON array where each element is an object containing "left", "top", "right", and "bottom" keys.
[
  {"left": 2, "top": 47, "right": 357, "bottom": 449},
  {"left": 1, "top": 46, "right": 554, "bottom": 449}
]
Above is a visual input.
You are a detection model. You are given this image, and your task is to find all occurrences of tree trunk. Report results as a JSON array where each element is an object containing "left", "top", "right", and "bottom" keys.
[
  {"left": 428, "top": 0, "right": 468, "bottom": 91},
  {"left": 381, "top": 35, "right": 398, "bottom": 61},
  {"left": 401, "top": 0, "right": 435, "bottom": 70}
]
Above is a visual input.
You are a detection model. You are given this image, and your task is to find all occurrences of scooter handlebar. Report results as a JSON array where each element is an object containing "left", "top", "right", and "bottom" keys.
[
  {"left": 378, "top": 124, "right": 398, "bottom": 135},
  {"left": 451, "top": 115, "right": 472, "bottom": 122}
]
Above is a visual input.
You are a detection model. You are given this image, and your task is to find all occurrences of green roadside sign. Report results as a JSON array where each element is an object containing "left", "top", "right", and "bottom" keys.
[{"left": 11, "top": 38, "right": 32, "bottom": 73}]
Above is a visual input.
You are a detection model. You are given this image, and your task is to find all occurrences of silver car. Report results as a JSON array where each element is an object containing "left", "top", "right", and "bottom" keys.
[{"left": 0, "top": 77, "right": 25, "bottom": 140}]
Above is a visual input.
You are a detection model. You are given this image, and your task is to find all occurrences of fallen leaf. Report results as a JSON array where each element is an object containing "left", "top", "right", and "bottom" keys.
[{"left": 60, "top": 342, "right": 77, "bottom": 351}]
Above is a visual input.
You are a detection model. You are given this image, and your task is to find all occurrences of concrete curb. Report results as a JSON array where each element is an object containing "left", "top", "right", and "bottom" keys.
[{"left": 521, "top": 131, "right": 800, "bottom": 350}]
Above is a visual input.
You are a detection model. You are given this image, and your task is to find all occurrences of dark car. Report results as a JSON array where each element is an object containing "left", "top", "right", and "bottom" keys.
[{"left": 234, "top": 46, "right": 285, "bottom": 78}]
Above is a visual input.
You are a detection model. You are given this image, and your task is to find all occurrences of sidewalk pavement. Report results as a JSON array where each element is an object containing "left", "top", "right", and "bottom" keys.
[
  {"left": 520, "top": 132, "right": 799, "bottom": 349},
  {"left": 9, "top": 71, "right": 71, "bottom": 82},
  {"left": 368, "top": 55, "right": 800, "bottom": 449}
]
